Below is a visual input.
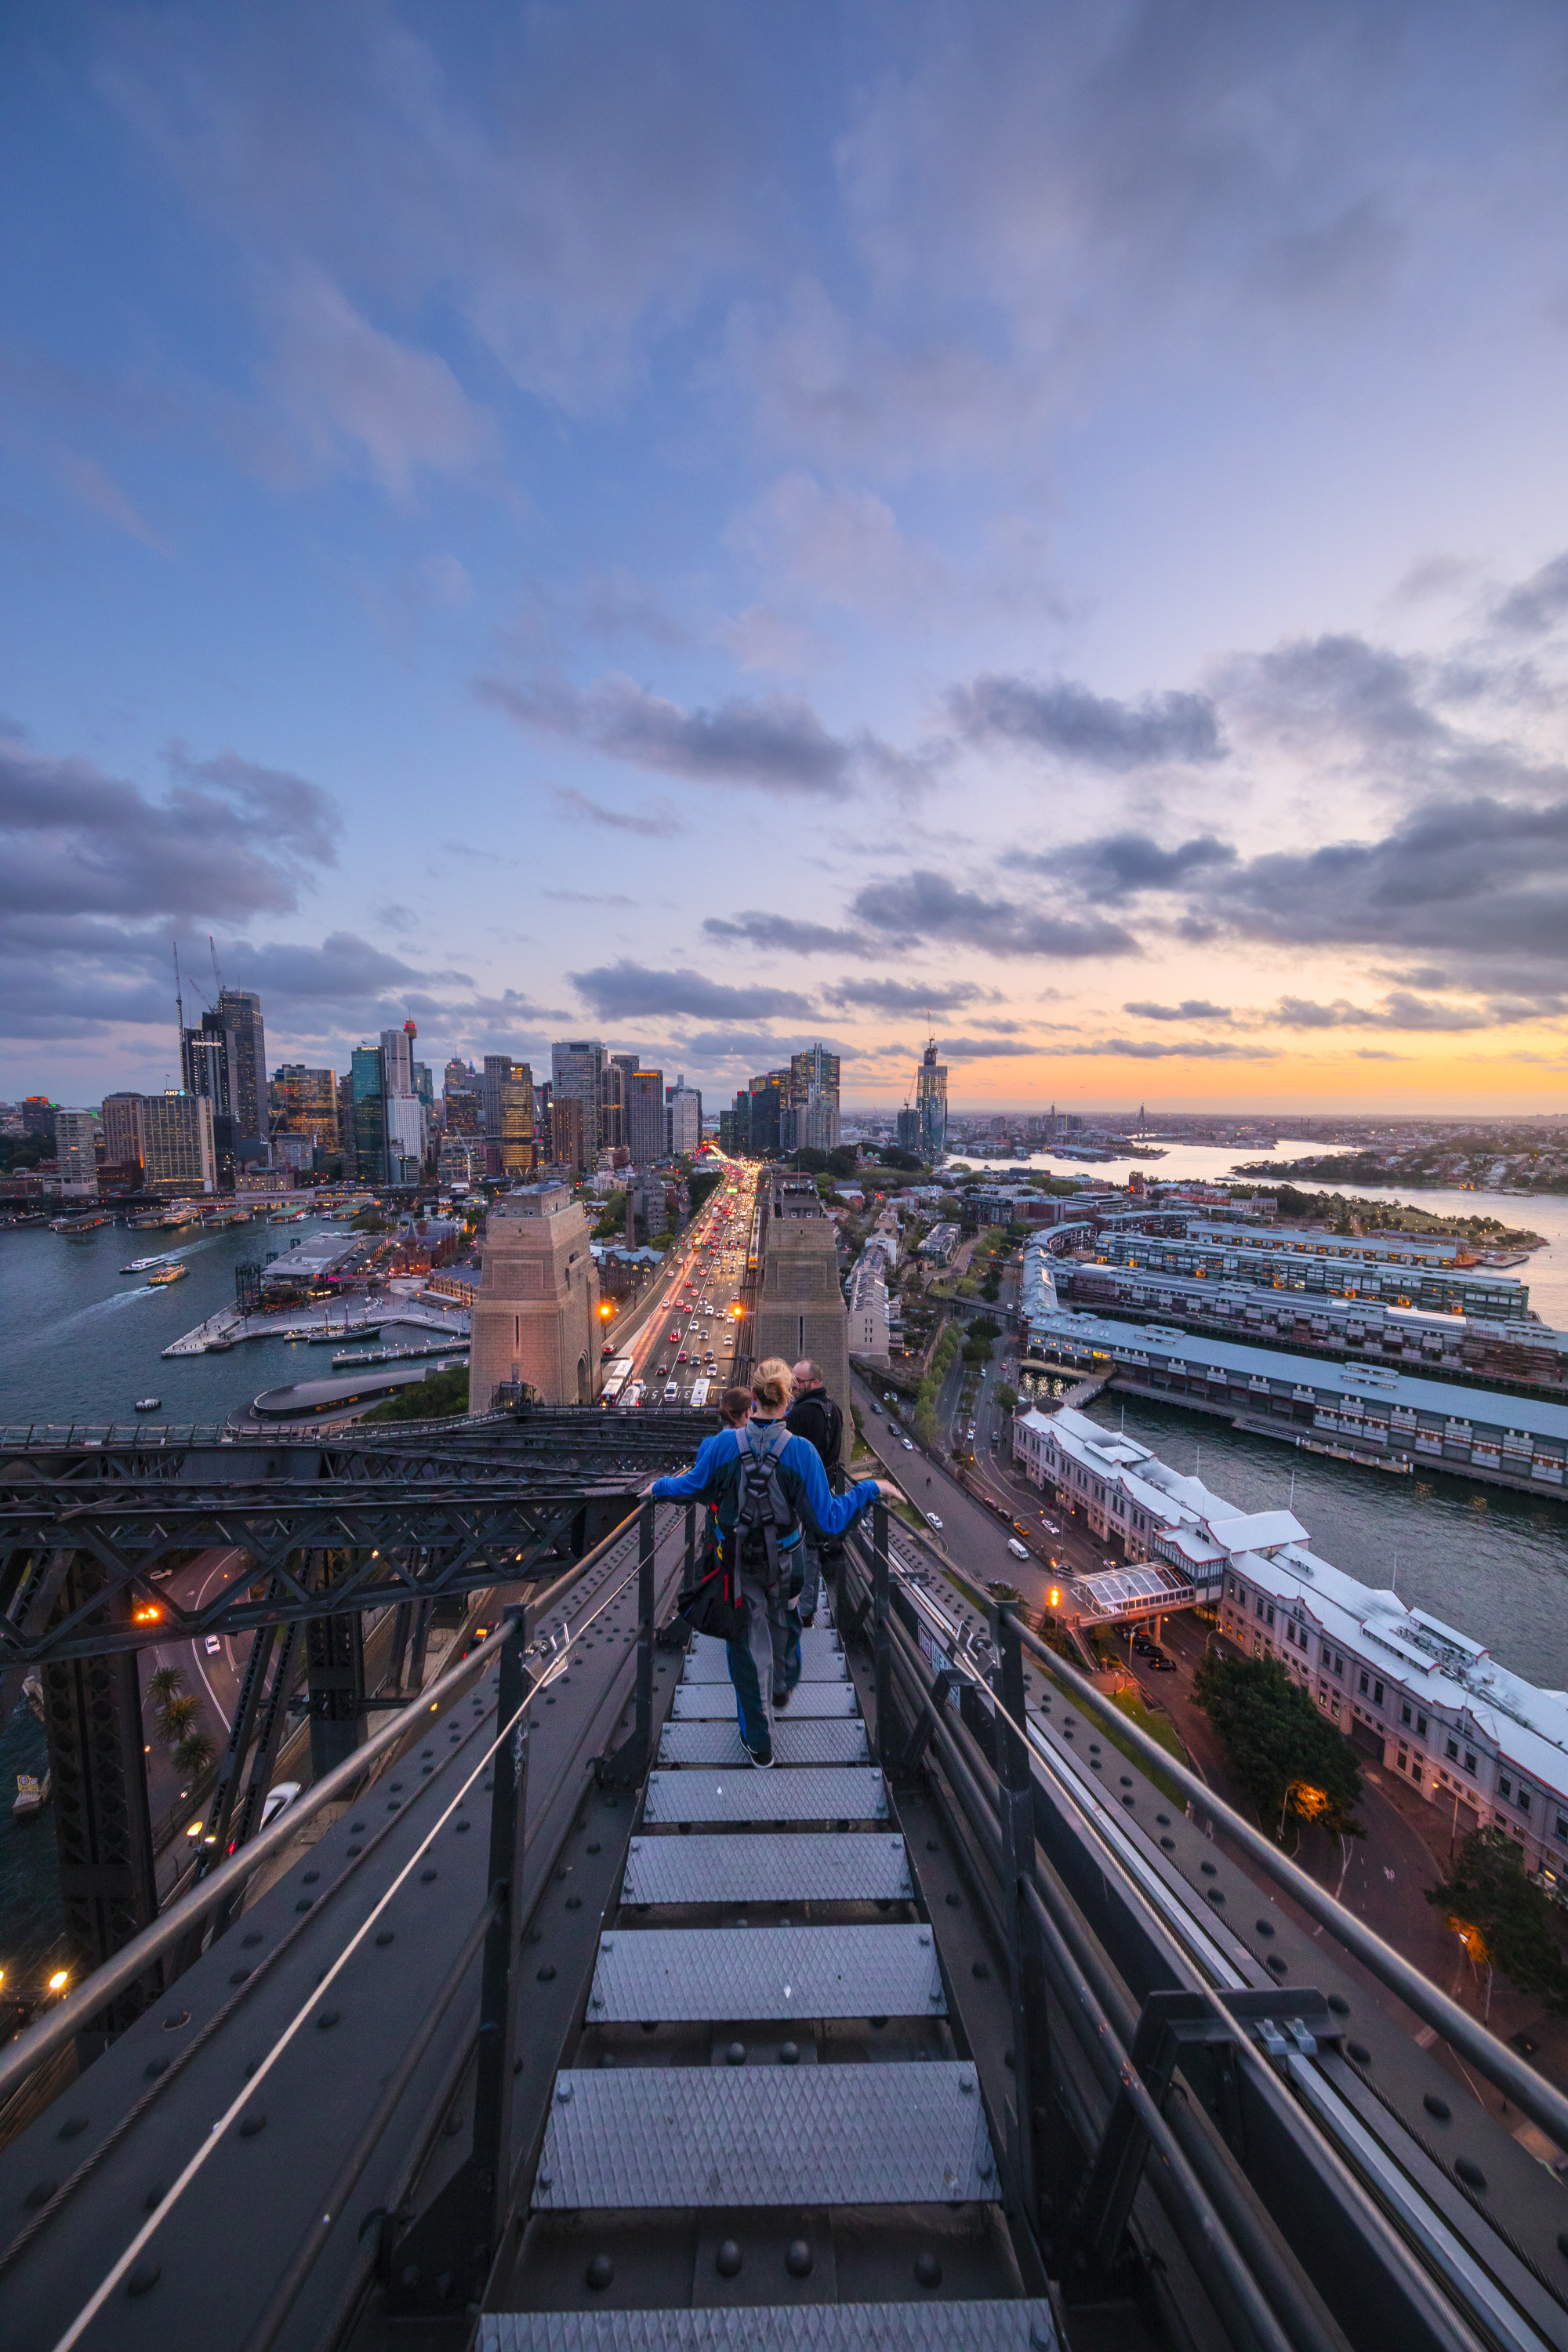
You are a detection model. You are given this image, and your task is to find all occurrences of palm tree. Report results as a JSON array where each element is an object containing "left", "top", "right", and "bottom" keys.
[
  {"left": 147, "top": 1664, "right": 183, "bottom": 1707},
  {"left": 159, "top": 1693, "right": 201, "bottom": 1744},
  {"left": 173, "top": 1728, "right": 216, "bottom": 1777}
]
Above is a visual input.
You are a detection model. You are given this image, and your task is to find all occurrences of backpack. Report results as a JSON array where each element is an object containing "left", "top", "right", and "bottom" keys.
[
  {"left": 788, "top": 1390, "right": 843, "bottom": 1478},
  {"left": 731, "top": 1418, "right": 800, "bottom": 1583},
  {"left": 670, "top": 1534, "right": 748, "bottom": 1642}
]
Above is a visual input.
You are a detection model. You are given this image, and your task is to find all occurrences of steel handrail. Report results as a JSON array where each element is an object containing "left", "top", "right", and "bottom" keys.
[{"left": 0, "top": 1504, "right": 638, "bottom": 2109}]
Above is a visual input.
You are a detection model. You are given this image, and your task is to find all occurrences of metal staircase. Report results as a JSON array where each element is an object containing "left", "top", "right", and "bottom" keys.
[{"left": 483, "top": 1606, "right": 1062, "bottom": 2350}]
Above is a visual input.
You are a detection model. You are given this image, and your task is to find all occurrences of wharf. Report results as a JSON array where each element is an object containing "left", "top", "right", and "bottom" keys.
[{"left": 162, "top": 1296, "right": 471, "bottom": 1359}]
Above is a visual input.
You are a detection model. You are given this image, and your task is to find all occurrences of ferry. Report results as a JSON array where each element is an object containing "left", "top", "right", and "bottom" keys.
[
  {"left": 122, "top": 1254, "right": 176, "bottom": 1273},
  {"left": 134, "top": 1397, "right": 162, "bottom": 1413},
  {"left": 147, "top": 1264, "right": 190, "bottom": 1287},
  {"left": 51, "top": 1212, "right": 112, "bottom": 1235},
  {"left": 13, "top": 1771, "right": 49, "bottom": 1822}
]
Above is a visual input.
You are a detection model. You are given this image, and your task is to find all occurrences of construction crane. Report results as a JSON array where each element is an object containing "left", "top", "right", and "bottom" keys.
[{"left": 209, "top": 933, "right": 225, "bottom": 1004}]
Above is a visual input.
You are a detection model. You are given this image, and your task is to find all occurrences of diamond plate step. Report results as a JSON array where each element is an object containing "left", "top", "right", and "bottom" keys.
[
  {"left": 672, "top": 1680, "right": 859, "bottom": 1720},
  {"left": 590, "top": 1924, "right": 945, "bottom": 2021},
  {"left": 622, "top": 1831, "right": 912, "bottom": 1907},
  {"left": 532, "top": 2061, "right": 996, "bottom": 2209},
  {"left": 660, "top": 1719, "right": 870, "bottom": 1767},
  {"left": 644, "top": 1767, "right": 887, "bottom": 1824},
  {"left": 482, "top": 2302, "right": 1061, "bottom": 2350},
  {"left": 683, "top": 1628, "right": 845, "bottom": 1683}
]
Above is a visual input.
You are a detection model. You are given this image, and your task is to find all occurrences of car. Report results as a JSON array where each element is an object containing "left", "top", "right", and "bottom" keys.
[
  {"left": 1150, "top": 1653, "right": 1178, "bottom": 1672},
  {"left": 258, "top": 1780, "right": 301, "bottom": 1833},
  {"left": 869, "top": 1403, "right": 882, "bottom": 1416},
  {"left": 204, "top": 1634, "right": 223, "bottom": 1655},
  {"left": 901, "top": 1436, "right": 914, "bottom": 1450},
  {"left": 926, "top": 1512, "right": 944, "bottom": 1530},
  {"left": 677, "top": 1352, "right": 688, "bottom": 1364},
  {"left": 654, "top": 1363, "right": 667, "bottom": 1377},
  {"left": 669, "top": 1327, "right": 681, "bottom": 1343},
  {"left": 1007, "top": 1537, "right": 1030, "bottom": 1561},
  {"left": 601, "top": 1340, "right": 616, "bottom": 1359}
]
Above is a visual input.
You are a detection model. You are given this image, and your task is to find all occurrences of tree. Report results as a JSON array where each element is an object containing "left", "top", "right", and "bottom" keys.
[
  {"left": 877, "top": 1145, "right": 924, "bottom": 1172},
  {"left": 1192, "top": 1653, "right": 1364, "bottom": 1838},
  {"left": 995, "top": 1382, "right": 1019, "bottom": 1412},
  {"left": 688, "top": 1167, "right": 724, "bottom": 1215},
  {"left": 158, "top": 1693, "right": 201, "bottom": 1744},
  {"left": 969, "top": 1316, "right": 1002, "bottom": 1341},
  {"left": 1427, "top": 1827, "right": 1568, "bottom": 2013},
  {"left": 591, "top": 1189, "right": 628, "bottom": 1239},
  {"left": 826, "top": 1145, "right": 860, "bottom": 1178},
  {"left": 174, "top": 1728, "right": 217, "bottom": 1777},
  {"left": 361, "top": 1367, "right": 470, "bottom": 1424},
  {"left": 147, "top": 1664, "right": 184, "bottom": 1708},
  {"left": 786, "top": 1146, "right": 829, "bottom": 1174}
]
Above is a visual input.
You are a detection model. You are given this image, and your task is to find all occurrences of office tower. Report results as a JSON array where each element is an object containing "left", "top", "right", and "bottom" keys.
[
  {"left": 534, "top": 1080, "right": 552, "bottom": 1160},
  {"left": 143, "top": 1091, "right": 216, "bottom": 1195},
  {"left": 481, "top": 1053, "right": 514, "bottom": 1146},
  {"left": 21, "top": 1096, "right": 56, "bottom": 1145},
  {"left": 551, "top": 1039, "right": 606, "bottom": 1153},
  {"left": 270, "top": 1066, "right": 339, "bottom": 1155},
  {"left": 444, "top": 1087, "right": 481, "bottom": 1137},
  {"left": 915, "top": 1036, "right": 948, "bottom": 1162},
  {"left": 444, "top": 1056, "right": 473, "bottom": 1094},
  {"left": 380, "top": 1023, "right": 415, "bottom": 1099},
  {"left": 789, "top": 1045, "right": 840, "bottom": 1108},
  {"left": 499, "top": 1061, "right": 535, "bottom": 1176},
  {"left": 666, "top": 1073, "right": 702, "bottom": 1157},
  {"left": 782, "top": 1044, "right": 839, "bottom": 1154},
  {"left": 719, "top": 1107, "right": 739, "bottom": 1152},
  {"left": 438, "top": 1133, "right": 481, "bottom": 1187},
  {"left": 348, "top": 1044, "right": 386, "bottom": 1185},
  {"left": 469, "top": 1182, "right": 601, "bottom": 1408},
  {"left": 53, "top": 1109, "right": 99, "bottom": 1200},
  {"left": 216, "top": 989, "right": 267, "bottom": 1148},
  {"left": 552, "top": 1092, "right": 586, "bottom": 1173},
  {"left": 626, "top": 1068, "right": 665, "bottom": 1166},
  {"left": 102, "top": 1093, "right": 147, "bottom": 1178},
  {"left": 413, "top": 1062, "right": 434, "bottom": 1111},
  {"left": 896, "top": 1105, "right": 920, "bottom": 1152}
]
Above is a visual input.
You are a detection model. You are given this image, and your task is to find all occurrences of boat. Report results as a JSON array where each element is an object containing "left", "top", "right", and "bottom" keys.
[
  {"left": 14, "top": 1771, "right": 49, "bottom": 1821},
  {"left": 134, "top": 1397, "right": 162, "bottom": 1413},
  {"left": 332, "top": 1338, "right": 471, "bottom": 1368},
  {"left": 122, "top": 1254, "right": 176, "bottom": 1273},
  {"left": 50, "top": 1213, "right": 111, "bottom": 1234},
  {"left": 310, "top": 1323, "right": 381, "bottom": 1344},
  {"left": 147, "top": 1265, "right": 190, "bottom": 1287}
]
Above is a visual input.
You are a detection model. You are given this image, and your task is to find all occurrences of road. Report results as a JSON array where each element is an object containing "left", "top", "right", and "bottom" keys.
[{"left": 612, "top": 1160, "right": 758, "bottom": 1409}]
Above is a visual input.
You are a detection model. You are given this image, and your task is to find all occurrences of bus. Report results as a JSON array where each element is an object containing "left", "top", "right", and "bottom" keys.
[
  {"left": 600, "top": 1357, "right": 634, "bottom": 1405},
  {"left": 688, "top": 1377, "right": 711, "bottom": 1408}
]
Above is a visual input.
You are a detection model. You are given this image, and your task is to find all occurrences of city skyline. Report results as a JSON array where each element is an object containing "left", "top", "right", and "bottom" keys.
[{"left": 5, "top": 9, "right": 1568, "bottom": 1115}]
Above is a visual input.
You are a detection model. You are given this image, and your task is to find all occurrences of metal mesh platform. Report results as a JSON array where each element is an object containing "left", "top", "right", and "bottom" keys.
[
  {"left": 483, "top": 2303, "right": 1060, "bottom": 2350},
  {"left": 621, "top": 1831, "right": 912, "bottom": 1907},
  {"left": 643, "top": 1768, "right": 887, "bottom": 1824},
  {"left": 532, "top": 2062, "right": 996, "bottom": 2209},
  {"left": 660, "top": 1719, "right": 871, "bottom": 1767},
  {"left": 590, "top": 1924, "right": 945, "bottom": 2021},
  {"left": 683, "top": 1629, "right": 846, "bottom": 1683},
  {"left": 672, "top": 1681, "right": 859, "bottom": 1720}
]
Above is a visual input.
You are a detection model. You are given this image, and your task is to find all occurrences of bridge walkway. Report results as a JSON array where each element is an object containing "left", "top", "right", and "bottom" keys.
[{"left": 481, "top": 1598, "right": 1061, "bottom": 2350}]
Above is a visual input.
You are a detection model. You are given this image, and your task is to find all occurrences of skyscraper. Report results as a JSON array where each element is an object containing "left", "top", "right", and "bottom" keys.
[
  {"left": 481, "top": 1053, "right": 514, "bottom": 1146},
  {"left": 916, "top": 1036, "right": 948, "bottom": 1163},
  {"left": 380, "top": 1023, "right": 415, "bottom": 1098},
  {"left": 348, "top": 1044, "right": 386, "bottom": 1184},
  {"left": 551, "top": 1040, "right": 606, "bottom": 1154},
  {"left": 782, "top": 1044, "right": 840, "bottom": 1154},
  {"left": 499, "top": 1061, "right": 535, "bottom": 1176},
  {"left": 666, "top": 1073, "right": 702, "bottom": 1156},
  {"left": 53, "top": 1109, "right": 99, "bottom": 1200},
  {"left": 270, "top": 1066, "right": 339, "bottom": 1155},
  {"left": 102, "top": 1093, "right": 147, "bottom": 1178},
  {"left": 626, "top": 1067, "right": 665, "bottom": 1165},
  {"left": 216, "top": 989, "right": 267, "bottom": 1149},
  {"left": 551, "top": 1091, "right": 586, "bottom": 1173},
  {"left": 143, "top": 1091, "right": 216, "bottom": 1195}
]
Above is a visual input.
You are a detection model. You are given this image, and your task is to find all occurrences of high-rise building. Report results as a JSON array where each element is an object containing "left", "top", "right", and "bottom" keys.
[
  {"left": 915, "top": 1036, "right": 948, "bottom": 1163},
  {"left": 744, "top": 1069, "right": 789, "bottom": 1158},
  {"left": 601, "top": 1051, "right": 639, "bottom": 1154},
  {"left": 53, "top": 1109, "right": 99, "bottom": 1200},
  {"left": 444, "top": 1087, "right": 481, "bottom": 1138},
  {"left": 270, "top": 1066, "right": 339, "bottom": 1156},
  {"left": 551, "top": 1092, "right": 586, "bottom": 1174},
  {"left": 143, "top": 1091, "right": 216, "bottom": 1196},
  {"left": 102, "top": 1093, "right": 147, "bottom": 1178},
  {"left": 347, "top": 1045, "right": 386, "bottom": 1185},
  {"left": 380, "top": 1023, "right": 415, "bottom": 1099},
  {"left": 216, "top": 989, "right": 267, "bottom": 1149},
  {"left": 895, "top": 1105, "right": 920, "bottom": 1153},
  {"left": 625, "top": 1068, "right": 665, "bottom": 1165},
  {"left": 20, "top": 1097, "right": 56, "bottom": 1145},
  {"left": 551, "top": 1039, "right": 606, "bottom": 1154},
  {"left": 666, "top": 1073, "right": 702, "bottom": 1157},
  {"left": 782, "top": 1044, "right": 839, "bottom": 1154},
  {"left": 499, "top": 1061, "right": 535, "bottom": 1177},
  {"left": 481, "top": 1053, "right": 514, "bottom": 1146},
  {"left": 413, "top": 1060, "right": 434, "bottom": 1110},
  {"left": 445, "top": 1056, "right": 474, "bottom": 1095}
]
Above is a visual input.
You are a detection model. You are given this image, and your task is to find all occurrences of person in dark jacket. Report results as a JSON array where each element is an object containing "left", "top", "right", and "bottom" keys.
[
  {"left": 786, "top": 1359, "right": 844, "bottom": 1624},
  {"left": 650, "top": 1359, "right": 895, "bottom": 1765}
]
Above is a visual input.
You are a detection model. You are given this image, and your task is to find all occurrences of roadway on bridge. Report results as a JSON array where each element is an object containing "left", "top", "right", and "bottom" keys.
[{"left": 615, "top": 1163, "right": 757, "bottom": 1408}]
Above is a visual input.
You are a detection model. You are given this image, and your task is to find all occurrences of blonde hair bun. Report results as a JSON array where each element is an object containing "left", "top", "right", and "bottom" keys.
[{"left": 751, "top": 1356, "right": 795, "bottom": 1414}]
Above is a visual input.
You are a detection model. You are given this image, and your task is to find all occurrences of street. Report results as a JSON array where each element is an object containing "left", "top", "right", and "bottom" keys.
[{"left": 612, "top": 1161, "right": 757, "bottom": 1407}]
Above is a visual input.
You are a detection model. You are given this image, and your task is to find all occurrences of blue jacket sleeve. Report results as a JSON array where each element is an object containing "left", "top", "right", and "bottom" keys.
[
  {"left": 650, "top": 1430, "right": 731, "bottom": 1501},
  {"left": 783, "top": 1434, "right": 880, "bottom": 1537}
]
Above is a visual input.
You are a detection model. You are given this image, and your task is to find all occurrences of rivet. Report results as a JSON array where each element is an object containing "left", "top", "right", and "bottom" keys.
[
  {"left": 375, "top": 1930, "right": 394, "bottom": 1947},
  {"left": 241, "top": 1931, "right": 263, "bottom": 1947},
  {"left": 1425, "top": 2093, "right": 1451, "bottom": 2121},
  {"left": 537, "top": 1965, "right": 556, "bottom": 1982},
  {"left": 144, "top": 2058, "right": 168, "bottom": 2078},
  {"left": 303, "top": 1869, "right": 320, "bottom": 1885},
  {"left": 785, "top": 2238, "right": 813, "bottom": 2278},
  {"left": 316, "top": 2009, "right": 340, "bottom": 2031},
  {"left": 780, "top": 2042, "right": 799, "bottom": 2064},
  {"left": 239, "top": 2112, "right": 266, "bottom": 2138},
  {"left": 125, "top": 2260, "right": 162, "bottom": 2299},
  {"left": 727, "top": 2041, "right": 746, "bottom": 2065},
  {"left": 1455, "top": 2157, "right": 1486, "bottom": 2189},
  {"left": 716, "top": 2238, "right": 743, "bottom": 2278},
  {"left": 586, "top": 2253, "right": 615, "bottom": 2291},
  {"left": 23, "top": 2180, "right": 56, "bottom": 2209},
  {"left": 422, "top": 1868, "right": 438, "bottom": 1882},
  {"left": 914, "top": 2250, "right": 942, "bottom": 2288}
]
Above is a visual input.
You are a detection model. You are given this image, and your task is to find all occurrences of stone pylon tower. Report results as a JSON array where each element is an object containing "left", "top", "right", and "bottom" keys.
[{"left": 469, "top": 1183, "right": 601, "bottom": 1408}]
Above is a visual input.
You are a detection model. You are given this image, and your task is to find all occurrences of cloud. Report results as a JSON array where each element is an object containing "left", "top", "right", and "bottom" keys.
[
  {"left": 851, "top": 869, "right": 1137, "bottom": 959},
  {"left": 543, "top": 887, "right": 636, "bottom": 907},
  {"left": 1123, "top": 998, "right": 1232, "bottom": 1022},
  {"left": 548, "top": 786, "right": 684, "bottom": 837},
  {"left": 702, "top": 910, "right": 888, "bottom": 960},
  {"left": 1493, "top": 552, "right": 1568, "bottom": 638},
  {"left": 1051, "top": 833, "right": 1236, "bottom": 902},
  {"left": 824, "top": 977, "right": 989, "bottom": 1014},
  {"left": 1065, "top": 1037, "right": 1270, "bottom": 1060},
  {"left": 0, "top": 730, "right": 339, "bottom": 921},
  {"left": 731, "top": 472, "right": 946, "bottom": 615},
  {"left": 481, "top": 674, "right": 851, "bottom": 793},
  {"left": 568, "top": 959, "right": 814, "bottom": 1022},
  {"left": 938, "top": 1036, "right": 1049, "bottom": 1059},
  {"left": 271, "top": 270, "right": 494, "bottom": 494},
  {"left": 1268, "top": 989, "right": 1544, "bottom": 1033},
  {"left": 951, "top": 674, "right": 1224, "bottom": 768}
]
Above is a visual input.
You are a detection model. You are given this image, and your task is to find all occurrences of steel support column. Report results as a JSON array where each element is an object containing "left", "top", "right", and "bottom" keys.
[
  {"left": 307, "top": 1584, "right": 365, "bottom": 1778},
  {"left": 595, "top": 1501, "right": 656, "bottom": 1789}
]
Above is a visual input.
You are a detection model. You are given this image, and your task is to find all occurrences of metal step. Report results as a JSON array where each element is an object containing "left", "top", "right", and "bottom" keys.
[
  {"left": 683, "top": 1629, "right": 846, "bottom": 1683},
  {"left": 589, "top": 1924, "right": 945, "bottom": 2021},
  {"left": 660, "top": 1719, "right": 870, "bottom": 1768},
  {"left": 622, "top": 1831, "right": 912, "bottom": 1907},
  {"left": 482, "top": 2302, "right": 1061, "bottom": 2350},
  {"left": 644, "top": 1768, "right": 887, "bottom": 1825},
  {"left": 673, "top": 1681, "right": 859, "bottom": 1720},
  {"left": 532, "top": 2061, "right": 996, "bottom": 2209}
]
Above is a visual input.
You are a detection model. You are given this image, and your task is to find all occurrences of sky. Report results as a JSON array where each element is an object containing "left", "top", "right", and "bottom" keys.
[{"left": 5, "top": 3, "right": 1568, "bottom": 1119}]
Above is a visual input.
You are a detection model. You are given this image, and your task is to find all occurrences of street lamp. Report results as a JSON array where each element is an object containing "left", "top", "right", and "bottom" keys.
[{"left": 1278, "top": 1777, "right": 1328, "bottom": 1840}]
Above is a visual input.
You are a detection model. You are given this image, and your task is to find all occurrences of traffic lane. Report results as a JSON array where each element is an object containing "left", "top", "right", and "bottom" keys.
[
  {"left": 140, "top": 1546, "right": 249, "bottom": 1827},
  {"left": 851, "top": 1377, "right": 1040, "bottom": 1592}
]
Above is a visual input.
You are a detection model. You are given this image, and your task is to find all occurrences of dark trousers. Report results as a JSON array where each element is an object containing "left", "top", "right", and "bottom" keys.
[{"left": 726, "top": 1557, "right": 803, "bottom": 1752}]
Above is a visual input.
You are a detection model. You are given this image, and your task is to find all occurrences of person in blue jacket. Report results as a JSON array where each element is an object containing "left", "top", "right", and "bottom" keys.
[{"left": 648, "top": 1357, "right": 898, "bottom": 1766}]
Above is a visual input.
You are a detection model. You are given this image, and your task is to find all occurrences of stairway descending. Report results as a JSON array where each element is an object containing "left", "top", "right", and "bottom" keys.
[{"left": 484, "top": 1599, "right": 1061, "bottom": 2350}]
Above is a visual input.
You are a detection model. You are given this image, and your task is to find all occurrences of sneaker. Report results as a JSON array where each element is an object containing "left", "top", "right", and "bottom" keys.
[
  {"left": 771, "top": 1685, "right": 792, "bottom": 1708},
  {"left": 799, "top": 1611, "right": 815, "bottom": 1628},
  {"left": 746, "top": 1742, "right": 775, "bottom": 1769}
]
